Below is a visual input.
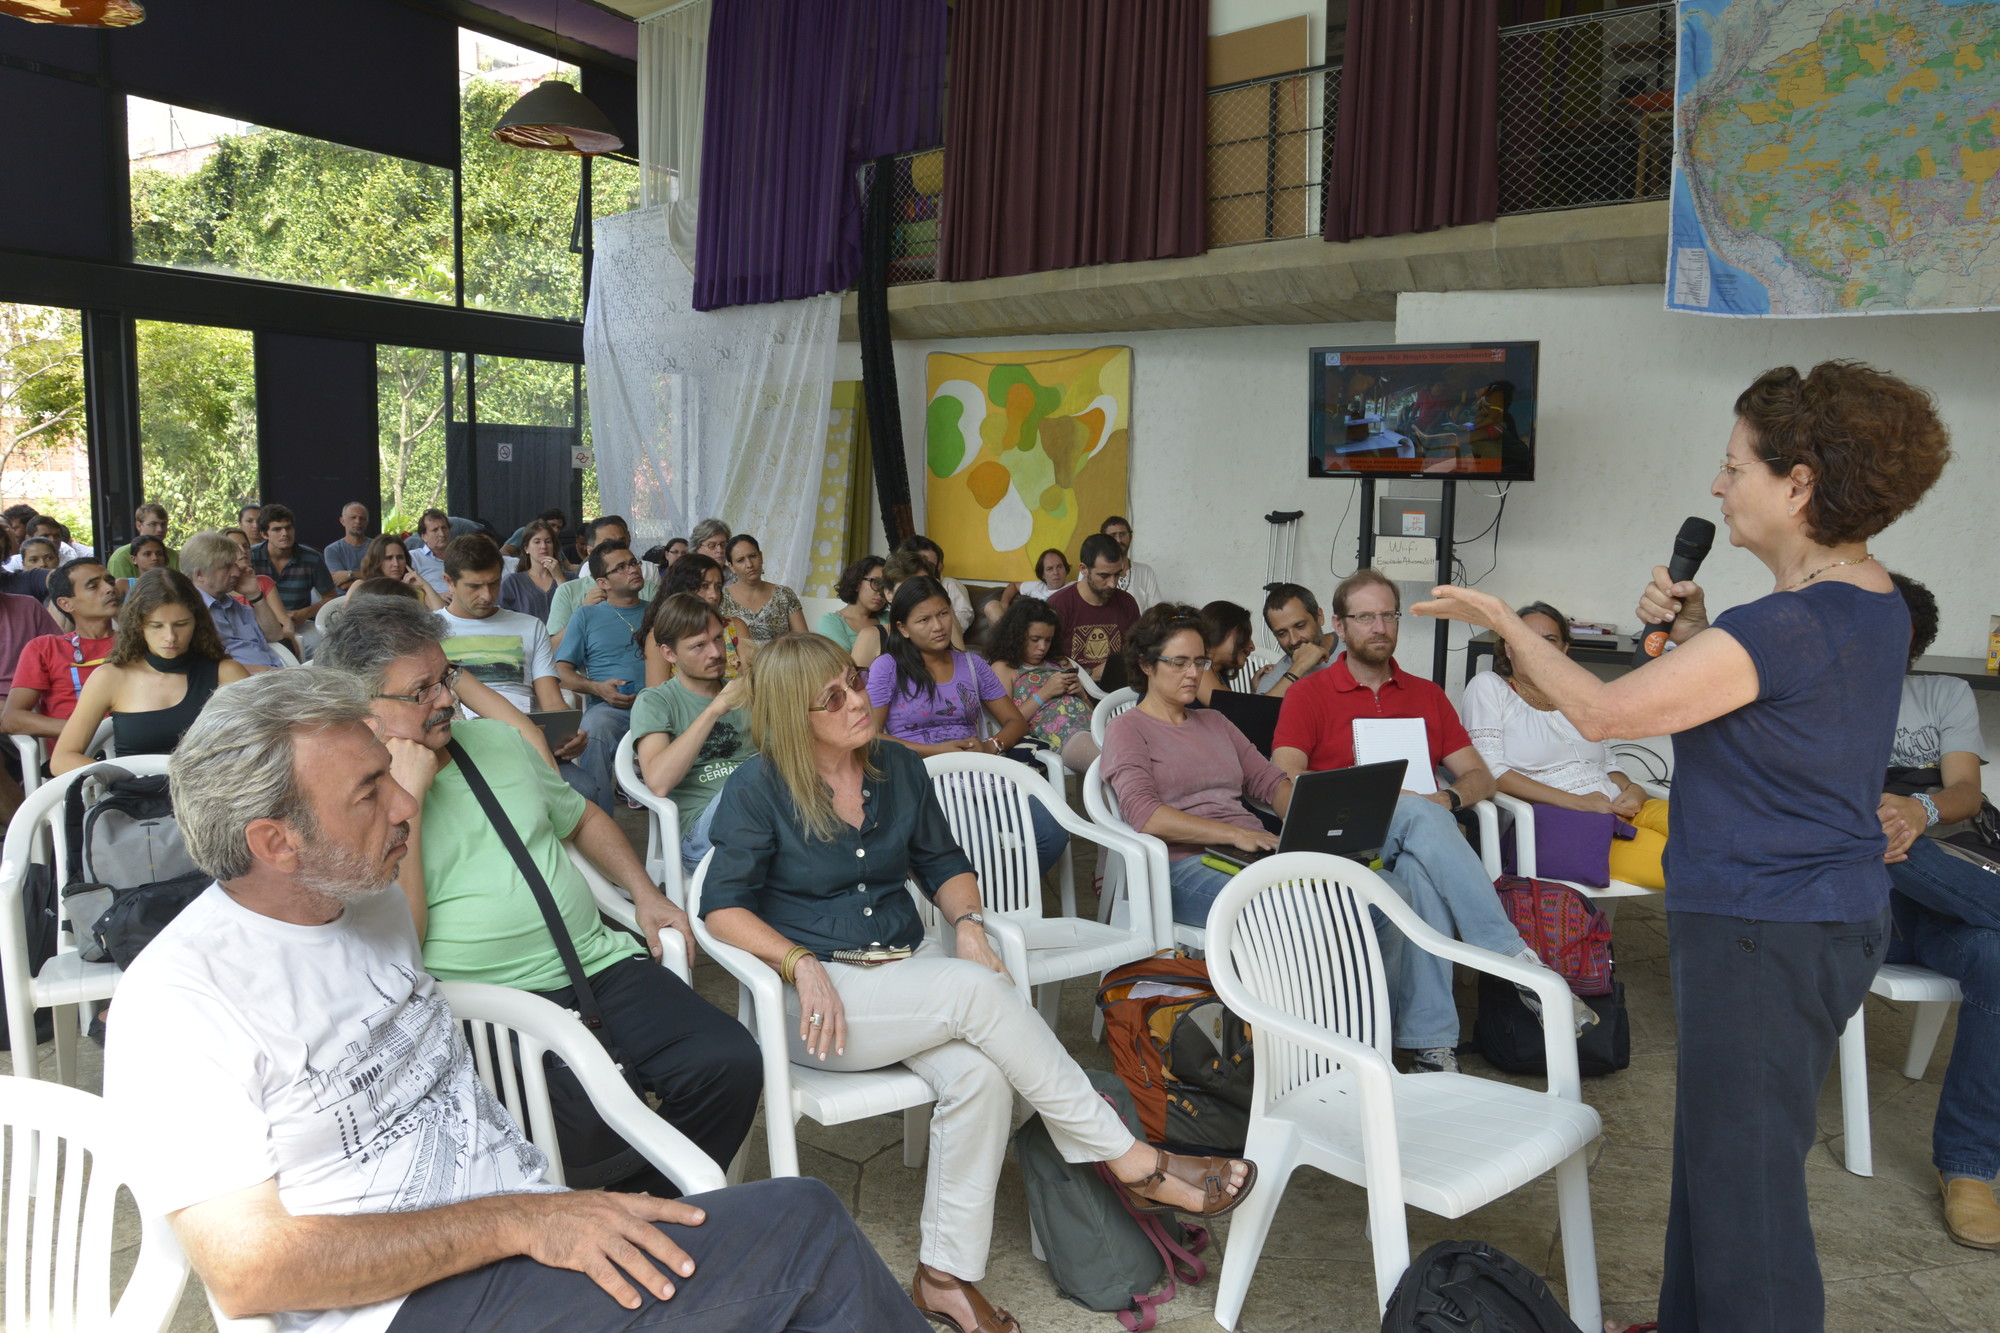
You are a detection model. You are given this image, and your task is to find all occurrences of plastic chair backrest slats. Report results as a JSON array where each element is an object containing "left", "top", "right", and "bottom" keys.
[
  {"left": 4, "top": 1126, "right": 119, "bottom": 1329},
  {"left": 460, "top": 1018, "right": 565, "bottom": 1188},
  {"left": 929, "top": 767, "right": 1039, "bottom": 917},
  {"left": 1225, "top": 869, "right": 1393, "bottom": 1102}
]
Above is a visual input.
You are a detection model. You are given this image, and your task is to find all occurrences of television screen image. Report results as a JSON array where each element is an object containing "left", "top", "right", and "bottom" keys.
[{"left": 1307, "top": 342, "right": 1539, "bottom": 481}]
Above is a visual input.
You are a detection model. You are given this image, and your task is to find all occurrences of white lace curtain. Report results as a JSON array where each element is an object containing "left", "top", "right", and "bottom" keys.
[
  {"left": 585, "top": 207, "right": 841, "bottom": 589},
  {"left": 638, "top": 0, "right": 707, "bottom": 272}
]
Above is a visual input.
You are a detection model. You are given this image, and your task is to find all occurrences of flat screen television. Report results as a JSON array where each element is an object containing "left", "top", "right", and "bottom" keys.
[{"left": 1307, "top": 341, "right": 1539, "bottom": 481}]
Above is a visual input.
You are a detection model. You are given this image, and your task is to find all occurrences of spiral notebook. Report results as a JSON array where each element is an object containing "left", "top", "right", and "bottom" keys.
[{"left": 1352, "top": 717, "right": 1436, "bottom": 794}]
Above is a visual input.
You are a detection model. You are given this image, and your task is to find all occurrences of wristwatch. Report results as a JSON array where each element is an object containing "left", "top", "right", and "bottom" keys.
[
  {"left": 952, "top": 911, "right": 986, "bottom": 929},
  {"left": 1442, "top": 788, "right": 1463, "bottom": 812}
]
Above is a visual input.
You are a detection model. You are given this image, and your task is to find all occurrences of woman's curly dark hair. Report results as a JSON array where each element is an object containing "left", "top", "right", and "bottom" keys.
[
  {"left": 1198, "top": 601, "right": 1253, "bottom": 667},
  {"left": 1889, "top": 571, "right": 1938, "bottom": 669},
  {"left": 1124, "top": 602, "right": 1206, "bottom": 698},
  {"left": 988, "top": 596, "right": 1059, "bottom": 669},
  {"left": 1735, "top": 361, "right": 1950, "bottom": 545},
  {"left": 835, "top": 555, "right": 885, "bottom": 605}
]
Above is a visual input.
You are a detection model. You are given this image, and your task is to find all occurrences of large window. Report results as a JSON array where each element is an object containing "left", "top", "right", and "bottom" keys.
[
  {"left": 129, "top": 99, "right": 455, "bottom": 303},
  {"left": 135, "top": 320, "right": 258, "bottom": 537},
  {"left": 460, "top": 31, "right": 587, "bottom": 319},
  {"left": 378, "top": 346, "right": 463, "bottom": 530},
  {"left": 0, "top": 304, "right": 92, "bottom": 545}
]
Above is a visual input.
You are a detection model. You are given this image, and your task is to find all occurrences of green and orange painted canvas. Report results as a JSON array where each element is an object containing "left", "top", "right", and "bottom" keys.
[{"left": 924, "top": 347, "right": 1131, "bottom": 582}]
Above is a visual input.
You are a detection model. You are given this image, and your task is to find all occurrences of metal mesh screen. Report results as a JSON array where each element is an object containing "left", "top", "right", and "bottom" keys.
[
  {"left": 1205, "top": 66, "right": 1337, "bottom": 246},
  {"left": 1497, "top": 2, "right": 1676, "bottom": 215},
  {"left": 868, "top": 149, "right": 945, "bottom": 285}
]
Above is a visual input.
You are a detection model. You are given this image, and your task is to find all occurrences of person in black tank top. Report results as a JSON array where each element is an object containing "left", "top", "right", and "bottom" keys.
[{"left": 51, "top": 567, "right": 252, "bottom": 772}]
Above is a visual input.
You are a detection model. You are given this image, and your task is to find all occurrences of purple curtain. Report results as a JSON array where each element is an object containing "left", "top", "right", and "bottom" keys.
[
  {"left": 1325, "top": 0, "right": 1499, "bottom": 243},
  {"left": 939, "top": 0, "right": 1207, "bottom": 283},
  {"left": 692, "top": 0, "right": 944, "bottom": 311}
]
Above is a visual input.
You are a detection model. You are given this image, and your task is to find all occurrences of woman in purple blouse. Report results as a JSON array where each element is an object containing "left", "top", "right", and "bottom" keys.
[{"left": 866, "top": 576, "right": 1065, "bottom": 871}]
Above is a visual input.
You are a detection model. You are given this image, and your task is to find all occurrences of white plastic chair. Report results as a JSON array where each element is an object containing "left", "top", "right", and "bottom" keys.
[
  {"left": 1837, "top": 963, "right": 1963, "bottom": 1177},
  {"left": 614, "top": 730, "right": 687, "bottom": 905},
  {"left": 1088, "top": 686, "right": 1138, "bottom": 748},
  {"left": 922, "top": 752, "right": 1156, "bottom": 1026},
  {"left": 13, "top": 716, "right": 115, "bottom": 798},
  {"left": 268, "top": 642, "right": 300, "bottom": 669},
  {"left": 563, "top": 842, "right": 692, "bottom": 985},
  {"left": 1081, "top": 757, "right": 1192, "bottom": 953},
  {"left": 1483, "top": 791, "right": 1656, "bottom": 922},
  {"left": 1204, "top": 852, "right": 1602, "bottom": 1330},
  {"left": 685, "top": 853, "right": 936, "bottom": 1180},
  {"left": 0, "top": 1076, "right": 189, "bottom": 1332},
  {"left": 441, "top": 980, "right": 727, "bottom": 1190},
  {"left": 972, "top": 704, "right": 1078, "bottom": 917},
  {"left": 0, "top": 756, "right": 171, "bottom": 1083}
]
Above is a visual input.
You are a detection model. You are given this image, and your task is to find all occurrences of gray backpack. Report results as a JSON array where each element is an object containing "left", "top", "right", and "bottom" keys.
[
  {"left": 1012, "top": 1070, "right": 1210, "bottom": 1330},
  {"left": 58, "top": 764, "right": 206, "bottom": 967}
]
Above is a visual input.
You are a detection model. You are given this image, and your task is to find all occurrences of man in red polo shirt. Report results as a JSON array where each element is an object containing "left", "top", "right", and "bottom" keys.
[{"left": 1273, "top": 568, "right": 1583, "bottom": 1074}]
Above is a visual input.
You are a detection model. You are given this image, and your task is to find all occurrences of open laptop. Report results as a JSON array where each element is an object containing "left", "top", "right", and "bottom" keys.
[
  {"left": 1207, "top": 689, "right": 1283, "bottom": 758},
  {"left": 1202, "top": 759, "right": 1407, "bottom": 870}
]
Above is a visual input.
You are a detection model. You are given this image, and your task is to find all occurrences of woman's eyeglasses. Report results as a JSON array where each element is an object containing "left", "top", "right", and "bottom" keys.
[
  {"left": 808, "top": 672, "right": 867, "bottom": 712},
  {"left": 1153, "top": 654, "right": 1213, "bottom": 673},
  {"left": 1717, "top": 456, "right": 1787, "bottom": 478}
]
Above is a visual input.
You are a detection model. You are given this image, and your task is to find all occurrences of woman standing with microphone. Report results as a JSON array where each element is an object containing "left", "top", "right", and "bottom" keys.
[{"left": 1418, "top": 361, "right": 1950, "bottom": 1333}]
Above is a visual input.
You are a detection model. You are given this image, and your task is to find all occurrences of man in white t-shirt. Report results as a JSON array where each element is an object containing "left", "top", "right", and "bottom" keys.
[
  {"left": 1097, "top": 515, "right": 1163, "bottom": 612},
  {"left": 435, "top": 533, "right": 614, "bottom": 811},
  {"left": 106, "top": 669, "right": 927, "bottom": 1333}
]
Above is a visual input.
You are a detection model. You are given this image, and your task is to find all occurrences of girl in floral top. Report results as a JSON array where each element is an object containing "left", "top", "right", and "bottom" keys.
[
  {"left": 719, "top": 533, "right": 806, "bottom": 642},
  {"left": 986, "top": 595, "right": 1097, "bottom": 774}
]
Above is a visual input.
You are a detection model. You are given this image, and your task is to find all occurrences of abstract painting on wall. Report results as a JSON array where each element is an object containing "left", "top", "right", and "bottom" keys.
[{"left": 924, "top": 347, "right": 1130, "bottom": 582}]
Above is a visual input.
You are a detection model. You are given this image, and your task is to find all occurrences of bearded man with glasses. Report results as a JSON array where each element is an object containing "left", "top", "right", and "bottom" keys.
[
  {"left": 318, "top": 596, "right": 761, "bottom": 1182},
  {"left": 1269, "top": 568, "right": 1592, "bottom": 1075}
]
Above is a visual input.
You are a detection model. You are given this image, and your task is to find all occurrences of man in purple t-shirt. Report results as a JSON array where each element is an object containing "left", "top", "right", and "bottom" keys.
[{"left": 1047, "top": 534, "right": 1139, "bottom": 682}]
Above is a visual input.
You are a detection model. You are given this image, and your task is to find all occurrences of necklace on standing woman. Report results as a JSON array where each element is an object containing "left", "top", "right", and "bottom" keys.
[{"left": 1783, "top": 553, "right": 1875, "bottom": 592}]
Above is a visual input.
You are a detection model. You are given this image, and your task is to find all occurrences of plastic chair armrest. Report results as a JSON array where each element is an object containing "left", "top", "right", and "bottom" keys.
[
  {"left": 1491, "top": 791, "right": 1541, "bottom": 878},
  {"left": 108, "top": 1231, "right": 191, "bottom": 1333},
  {"left": 1473, "top": 798, "right": 1504, "bottom": 878}
]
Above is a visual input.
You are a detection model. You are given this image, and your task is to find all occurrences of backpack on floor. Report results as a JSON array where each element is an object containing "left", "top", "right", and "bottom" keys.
[
  {"left": 58, "top": 764, "right": 208, "bottom": 968},
  {"left": 1476, "top": 973, "right": 1630, "bottom": 1077},
  {"left": 1095, "top": 955, "right": 1254, "bottom": 1153},
  {"left": 1382, "top": 1239, "right": 1584, "bottom": 1333},
  {"left": 1013, "top": 1070, "right": 1209, "bottom": 1330},
  {"left": 1493, "top": 876, "right": 1613, "bottom": 995}
]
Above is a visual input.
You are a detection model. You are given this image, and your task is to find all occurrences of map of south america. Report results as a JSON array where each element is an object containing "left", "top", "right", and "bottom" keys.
[{"left": 1671, "top": 0, "right": 2000, "bottom": 316}]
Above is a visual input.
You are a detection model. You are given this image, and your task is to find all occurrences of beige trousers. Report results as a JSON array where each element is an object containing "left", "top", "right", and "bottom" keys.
[{"left": 785, "top": 940, "right": 1135, "bottom": 1280}]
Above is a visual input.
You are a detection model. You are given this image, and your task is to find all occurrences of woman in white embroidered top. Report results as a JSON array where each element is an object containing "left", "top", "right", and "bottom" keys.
[{"left": 1459, "top": 601, "right": 1669, "bottom": 889}]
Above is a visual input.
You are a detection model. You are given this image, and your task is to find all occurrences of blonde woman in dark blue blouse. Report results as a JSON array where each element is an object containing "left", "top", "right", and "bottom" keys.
[{"left": 700, "top": 634, "right": 1255, "bottom": 1333}]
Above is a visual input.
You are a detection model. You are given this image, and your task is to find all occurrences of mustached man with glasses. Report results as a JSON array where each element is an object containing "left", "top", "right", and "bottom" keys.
[
  {"left": 1270, "top": 569, "right": 1591, "bottom": 1075},
  {"left": 318, "top": 595, "right": 762, "bottom": 1183}
]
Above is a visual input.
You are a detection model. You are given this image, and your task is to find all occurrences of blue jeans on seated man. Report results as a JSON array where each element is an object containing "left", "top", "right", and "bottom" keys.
[
  {"left": 1372, "top": 792, "right": 1525, "bottom": 1052},
  {"left": 574, "top": 699, "right": 634, "bottom": 815},
  {"left": 680, "top": 796, "right": 723, "bottom": 873},
  {"left": 1886, "top": 835, "right": 2000, "bottom": 1179}
]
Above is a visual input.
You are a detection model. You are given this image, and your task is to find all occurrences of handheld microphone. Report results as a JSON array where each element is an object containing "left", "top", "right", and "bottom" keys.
[{"left": 1633, "top": 517, "right": 1717, "bottom": 665}]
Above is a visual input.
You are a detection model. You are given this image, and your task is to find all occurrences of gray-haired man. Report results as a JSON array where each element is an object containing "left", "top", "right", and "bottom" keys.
[
  {"left": 106, "top": 668, "right": 926, "bottom": 1333},
  {"left": 182, "top": 529, "right": 289, "bottom": 672},
  {"left": 317, "top": 596, "right": 760, "bottom": 1175}
]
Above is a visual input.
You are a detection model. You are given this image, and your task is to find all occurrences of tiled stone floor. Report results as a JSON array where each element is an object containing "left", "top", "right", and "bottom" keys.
[{"left": 8, "top": 823, "right": 1995, "bottom": 1331}]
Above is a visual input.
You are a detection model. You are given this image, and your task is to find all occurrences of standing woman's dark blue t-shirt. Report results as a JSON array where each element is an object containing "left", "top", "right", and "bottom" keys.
[{"left": 1664, "top": 580, "right": 1908, "bottom": 923}]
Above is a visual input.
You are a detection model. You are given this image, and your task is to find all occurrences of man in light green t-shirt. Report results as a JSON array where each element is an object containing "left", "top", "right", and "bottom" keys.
[
  {"left": 104, "top": 502, "right": 179, "bottom": 576},
  {"left": 318, "top": 594, "right": 759, "bottom": 1172},
  {"left": 548, "top": 514, "right": 655, "bottom": 644},
  {"left": 631, "top": 592, "right": 756, "bottom": 872}
]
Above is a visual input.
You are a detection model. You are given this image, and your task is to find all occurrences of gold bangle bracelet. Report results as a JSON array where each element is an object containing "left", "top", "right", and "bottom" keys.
[{"left": 779, "top": 944, "right": 812, "bottom": 986}]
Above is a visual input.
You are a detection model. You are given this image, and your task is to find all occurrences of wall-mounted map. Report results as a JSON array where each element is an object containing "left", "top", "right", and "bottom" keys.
[{"left": 1669, "top": 0, "right": 2000, "bottom": 317}]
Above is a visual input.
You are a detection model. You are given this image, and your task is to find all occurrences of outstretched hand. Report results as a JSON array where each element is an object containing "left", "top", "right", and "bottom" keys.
[{"left": 1411, "top": 585, "right": 1514, "bottom": 635}]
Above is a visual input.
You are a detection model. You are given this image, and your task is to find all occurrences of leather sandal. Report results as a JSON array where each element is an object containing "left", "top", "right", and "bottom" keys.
[
  {"left": 1114, "top": 1144, "right": 1258, "bottom": 1219},
  {"left": 910, "top": 1263, "right": 1022, "bottom": 1333}
]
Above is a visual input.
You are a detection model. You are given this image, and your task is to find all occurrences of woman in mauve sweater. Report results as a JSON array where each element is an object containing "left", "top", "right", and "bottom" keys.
[{"left": 1101, "top": 603, "right": 1293, "bottom": 930}]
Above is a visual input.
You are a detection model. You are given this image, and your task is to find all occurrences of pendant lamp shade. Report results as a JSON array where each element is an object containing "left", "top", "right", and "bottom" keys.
[
  {"left": 0, "top": 0, "right": 144, "bottom": 23},
  {"left": 492, "top": 80, "right": 624, "bottom": 155}
]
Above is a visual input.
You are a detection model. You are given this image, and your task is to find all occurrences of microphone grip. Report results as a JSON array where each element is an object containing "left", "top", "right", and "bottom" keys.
[{"left": 1634, "top": 563, "right": 1700, "bottom": 665}]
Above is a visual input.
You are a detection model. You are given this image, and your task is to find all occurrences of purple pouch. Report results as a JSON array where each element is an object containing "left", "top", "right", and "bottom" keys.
[{"left": 1502, "top": 806, "right": 1636, "bottom": 888}]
